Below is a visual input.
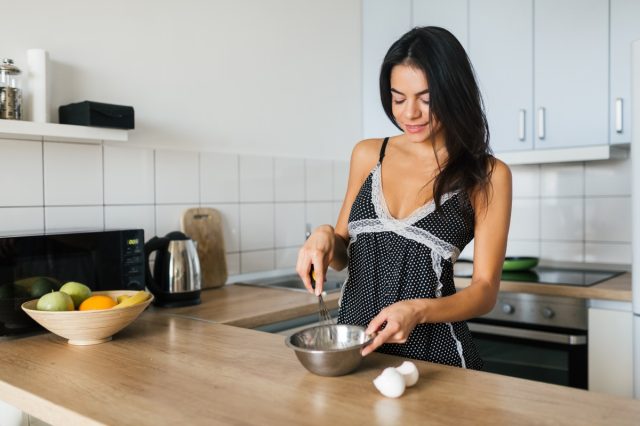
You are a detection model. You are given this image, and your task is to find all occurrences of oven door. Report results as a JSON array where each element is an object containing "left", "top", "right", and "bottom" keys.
[{"left": 468, "top": 319, "right": 588, "bottom": 389}]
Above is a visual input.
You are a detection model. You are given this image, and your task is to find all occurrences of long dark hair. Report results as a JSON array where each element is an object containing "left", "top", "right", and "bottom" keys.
[{"left": 380, "top": 26, "right": 494, "bottom": 212}]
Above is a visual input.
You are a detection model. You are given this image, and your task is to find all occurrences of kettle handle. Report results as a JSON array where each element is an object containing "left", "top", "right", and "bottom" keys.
[{"left": 144, "top": 236, "right": 169, "bottom": 294}]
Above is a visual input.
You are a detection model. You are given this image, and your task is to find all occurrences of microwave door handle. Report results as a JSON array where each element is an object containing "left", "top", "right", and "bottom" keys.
[{"left": 468, "top": 322, "right": 586, "bottom": 345}]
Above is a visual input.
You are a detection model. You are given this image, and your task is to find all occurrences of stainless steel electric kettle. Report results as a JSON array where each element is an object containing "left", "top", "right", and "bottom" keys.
[{"left": 144, "top": 231, "right": 201, "bottom": 307}]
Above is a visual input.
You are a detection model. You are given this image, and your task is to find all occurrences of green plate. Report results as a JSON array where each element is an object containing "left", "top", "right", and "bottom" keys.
[{"left": 502, "top": 256, "right": 539, "bottom": 272}]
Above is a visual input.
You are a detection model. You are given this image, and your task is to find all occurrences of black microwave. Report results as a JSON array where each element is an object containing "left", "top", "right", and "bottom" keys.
[{"left": 0, "top": 229, "right": 145, "bottom": 336}]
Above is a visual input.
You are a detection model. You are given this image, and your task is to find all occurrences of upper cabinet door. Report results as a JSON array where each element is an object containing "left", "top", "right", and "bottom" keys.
[
  {"left": 534, "top": 0, "right": 609, "bottom": 148},
  {"left": 412, "top": 0, "right": 469, "bottom": 49},
  {"left": 610, "top": 0, "right": 640, "bottom": 144},
  {"left": 469, "top": 0, "right": 533, "bottom": 153},
  {"left": 362, "top": 0, "right": 412, "bottom": 139}
]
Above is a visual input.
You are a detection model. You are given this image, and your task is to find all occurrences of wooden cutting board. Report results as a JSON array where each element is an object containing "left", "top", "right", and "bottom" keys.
[{"left": 181, "top": 207, "right": 228, "bottom": 288}]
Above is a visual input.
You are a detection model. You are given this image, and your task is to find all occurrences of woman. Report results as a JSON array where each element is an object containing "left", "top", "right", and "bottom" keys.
[{"left": 296, "top": 26, "right": 511, "bottom": 369}]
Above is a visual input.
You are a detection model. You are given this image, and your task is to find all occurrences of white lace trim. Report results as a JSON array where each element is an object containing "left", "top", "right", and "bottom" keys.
[
  {"left": 371, "top": 163, "right": 458, "bottom": 226},
  {"left": 348, "top": 218, "right": 460, "bottom": 262},
  {"left": 430, "top": 250, "right": 466, "bottom": 368}
]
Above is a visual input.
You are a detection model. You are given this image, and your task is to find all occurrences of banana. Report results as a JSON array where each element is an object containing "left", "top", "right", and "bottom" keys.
[
  {"left": 116, "top": 294, "right": 131, "bottom": 304},
  {"left": 112, "top": 291, "right": 150, "bottom": 309}
]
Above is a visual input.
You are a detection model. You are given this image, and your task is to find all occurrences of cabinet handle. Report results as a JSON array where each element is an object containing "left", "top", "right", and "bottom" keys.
[
  {"left": 518, "top": 109, "right": 526, "bottom": 141},
  {"left": 615, "top": 98, "right": 623, "bottom": 133},
  {"left": 537, "top": 107, "right": 545, "bottom": 140}
]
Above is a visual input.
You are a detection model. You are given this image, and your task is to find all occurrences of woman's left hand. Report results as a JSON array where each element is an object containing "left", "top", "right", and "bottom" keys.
[{"left": 361, "top": 299, "right": 424, "bottom": 356}]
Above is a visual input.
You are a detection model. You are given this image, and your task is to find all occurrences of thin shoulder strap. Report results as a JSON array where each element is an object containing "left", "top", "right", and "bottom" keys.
[{"left": 379, "top": 137, "right": 389, "bottom": 163}]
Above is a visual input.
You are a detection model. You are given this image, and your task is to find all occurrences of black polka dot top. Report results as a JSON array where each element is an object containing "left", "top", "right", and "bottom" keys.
[{"left": 337, "top": 137, "right": 483, "bottom": 370}]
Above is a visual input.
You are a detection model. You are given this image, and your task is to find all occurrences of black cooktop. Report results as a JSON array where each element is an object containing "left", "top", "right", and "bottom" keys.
[{"left": 500, "top": 267, "right": 624, "bottom": 287}]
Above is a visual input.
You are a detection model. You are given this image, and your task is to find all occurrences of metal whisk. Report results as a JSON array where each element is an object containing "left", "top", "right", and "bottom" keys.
[{"left": 310, "top": 267, "right": 333, "bottom": 325}]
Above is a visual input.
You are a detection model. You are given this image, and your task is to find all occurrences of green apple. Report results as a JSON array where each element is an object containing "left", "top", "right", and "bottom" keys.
[
  {"left": 59, "top": 282, "right": 92, "bottom": 309},
  {"left": 36, "top": 291, "right": 74, "bottom": 311},
  {"left": 29, "top": 277, "right": 56, "bottom": 298}
]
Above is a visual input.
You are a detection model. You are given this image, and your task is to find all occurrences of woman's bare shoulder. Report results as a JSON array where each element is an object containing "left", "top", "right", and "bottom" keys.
[
  {"left": 350, "top": 138, "right": 384, "bottom": 170},
  {"left": 489, "top": 158, "right": 512, "bottom": 187}
]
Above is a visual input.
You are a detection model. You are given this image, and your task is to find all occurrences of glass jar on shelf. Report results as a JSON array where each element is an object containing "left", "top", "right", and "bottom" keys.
[{"left": 0, "top": 58, "right": 22, "bottom": 120}]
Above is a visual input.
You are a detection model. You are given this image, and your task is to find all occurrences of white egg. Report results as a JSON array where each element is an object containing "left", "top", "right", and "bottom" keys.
[
  {"left": 373, "top": 367, "right": 406, "bottom": 398},
  {"left": 395, "top": 361, "right": 419, "bottom": 387}
]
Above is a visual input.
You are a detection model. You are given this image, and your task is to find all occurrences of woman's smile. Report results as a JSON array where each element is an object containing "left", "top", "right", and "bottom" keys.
[{"left": 404, "top": 123, "right": 428, "bottom": 134}]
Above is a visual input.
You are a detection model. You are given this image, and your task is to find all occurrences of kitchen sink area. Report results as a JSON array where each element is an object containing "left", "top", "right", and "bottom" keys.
[
  {"left": 236, "top": 271, "right": 346, "bottom": 334},
  {"left": 237, "top": 271, "right": 347, "bottom": 294}
]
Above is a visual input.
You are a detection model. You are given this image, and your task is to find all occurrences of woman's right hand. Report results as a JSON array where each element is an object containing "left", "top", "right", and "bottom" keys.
[{"left": 296, "top": 225, "right": 335, "bottom": 295}]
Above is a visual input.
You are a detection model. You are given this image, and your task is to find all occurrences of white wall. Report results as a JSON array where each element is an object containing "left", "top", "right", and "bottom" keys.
[{"left": 2, "top": 0, "right": 362, "bottom": 160}]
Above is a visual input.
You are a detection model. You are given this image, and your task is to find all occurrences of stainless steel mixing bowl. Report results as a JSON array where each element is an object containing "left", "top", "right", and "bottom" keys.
[{"left": 285, "top": 324, "right": 375, "bottom": 376}]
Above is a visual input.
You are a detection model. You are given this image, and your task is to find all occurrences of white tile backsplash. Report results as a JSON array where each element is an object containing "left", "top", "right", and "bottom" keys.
[
  {"left": 540, "top": 198, "right": 584, "bottom": 241},
  {"left": 200, "top": 152, "right": 239, "bottom": 203},
  {"left": 0, "top": 139, "right": 43, "bottom": 206},
  {"left": 45, "top": 206, "right": 104, "bottom": 231},
  {"left": 585, "top": 197, "right": 631, "bottom": 242},
  {"left": 0, "top": 207, "right": 44, "bottom": 234},
  {"left": 274, "top": 158, "right": 305, "bottom": 202},
  {"left": 275, "top": 203, "right": 305, "bottom": 248},
  {"left": 104, "top": 205, "right": 155, "bottom": 242},
  {"left": 507, "top": 157, "right": 632, "bottom": 265},
  {"left": 104, "top": 145, "right": 155, "bottom": 205},
  {"left": 275, "top": 247, "right": 299, "bottom": 269},
  {"left": 226, "top": 253, "right": 240, "bottom": 275},
  {"left": 239, "top": 155, "right": 274, "bottom": 202},
  {"left": 585, "top": 242, "right": 631, "bottom": 265},
  {"left": 540, "top": 163, "right": 584, "bottom": 197},
  {"left": 203, "top": 203, "right": 240, "bottom": 253},
  {"left": 585, "top": 158, "right": 631, "bottom": 196},
  {"left": 510, "top": 165, "right": 540, "bottom": 198},
  {"left": 540, "top": 241, "right": 584, "bottom": 262},
  {"left": 44, "top": 142, "right": 102, "bottom": 205},
  {"left": 155, "top": 150, "right": 199, "bottom": 204},
  {"left": 241, "top": 250, "right": 275, "bottom": 273},
  {"left": 332, "top": 160, "right": 349, "bottom": 201},
  {"left": 155, "top": 204, "right": 193, "bottom": 238},
  {"left": 305, "top": 159, "right": 333, "bottom": 201},
  {"left": 306, "top": 202, "right": 336, "bottom": 232},
  {"left": 240, "top": 203, "right": 274, "bottom": 251},
  {"left": 509, "top": 199, "right": 540, "bottom": 240},
  {"left": 505, "top": 240, "right": 540, "bottom": 258},
  {"left": 332, "top": 201, "right": 343, "bottom": 226}
]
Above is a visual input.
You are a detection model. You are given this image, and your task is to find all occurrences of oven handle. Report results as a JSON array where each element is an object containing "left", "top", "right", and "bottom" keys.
[{"left": 468, "top": 323, "right": 587, "bottom": 345}]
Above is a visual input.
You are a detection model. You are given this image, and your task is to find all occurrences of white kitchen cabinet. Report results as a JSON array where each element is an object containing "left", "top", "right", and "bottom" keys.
[
  {"left": 534, "top": 0, "right": 609, "bottom": 149},
  {"left": 412, "top": 0, "right": 469, "bottom": 49},
  {"left": 610, "top": 0, "right": 640, "bottom": 144},
  {"left": 362, "top": 0, "right": 411, "bottom": 139},
  {"left": 469, "top": 0, "right": 533, "bottom": 153},
  {"left": 588, "top": 301, "right": 633, "bottom": 398}
]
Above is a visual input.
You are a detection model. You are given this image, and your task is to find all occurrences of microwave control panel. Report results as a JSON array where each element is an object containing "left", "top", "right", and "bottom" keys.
[{"left": 122, "top": 230, "right": 145, "bottom": 290}]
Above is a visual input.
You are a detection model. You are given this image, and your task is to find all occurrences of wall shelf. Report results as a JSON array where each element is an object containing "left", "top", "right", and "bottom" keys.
[
  {"left": 495, "top": 144, "right": 629, "bottom": 165},
  {"left": 0, "top": 120, "right": 128, "bottom": 143}
]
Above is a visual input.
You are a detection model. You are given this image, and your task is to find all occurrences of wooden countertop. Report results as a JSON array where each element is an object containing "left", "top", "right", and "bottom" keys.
[
  {"left": 156, "top": 284, "right": 340, "bottom": 328},
  {"left": 455, "top": 272, "right": 632, "bottom": 302},
  {"left": 1, "top": 312, "right": 638, "bottom": 426}
]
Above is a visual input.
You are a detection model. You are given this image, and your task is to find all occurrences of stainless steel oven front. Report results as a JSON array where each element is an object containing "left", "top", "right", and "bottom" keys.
[{"left": 468, "top": 293, "right": 588, "bottom": 389}]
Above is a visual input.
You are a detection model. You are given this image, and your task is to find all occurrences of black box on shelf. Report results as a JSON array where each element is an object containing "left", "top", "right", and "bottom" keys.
[{"left": 59, "top": 101, "right": 135, "bottom": 130}]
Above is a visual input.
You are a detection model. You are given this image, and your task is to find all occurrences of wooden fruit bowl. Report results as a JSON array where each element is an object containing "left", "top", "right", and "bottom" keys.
[{"left": 21, "top": 290, "right": 154, "bottom": 345}]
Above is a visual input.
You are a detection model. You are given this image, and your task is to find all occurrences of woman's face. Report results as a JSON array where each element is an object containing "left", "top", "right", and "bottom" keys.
[{"left": 389, "top": 64, "right": 439, "bottom": 143}]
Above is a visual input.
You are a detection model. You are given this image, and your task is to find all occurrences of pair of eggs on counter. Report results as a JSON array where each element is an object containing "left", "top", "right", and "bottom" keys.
[{"left": 373, "top": 361, "right": 420, "bottom": 398}]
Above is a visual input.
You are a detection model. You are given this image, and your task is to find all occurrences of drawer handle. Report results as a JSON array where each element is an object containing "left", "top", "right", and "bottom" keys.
[
  {"left": 615, "top": 98, "right": 623, "bottom": 133},
  {"left": 537, "top": 107, "right": 545, "bottom": 140}
]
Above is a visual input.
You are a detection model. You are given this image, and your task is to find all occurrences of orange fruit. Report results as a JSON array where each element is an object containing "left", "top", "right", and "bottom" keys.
[{"left": 78, "top": 295, "right": 117, "bottom": 311}]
